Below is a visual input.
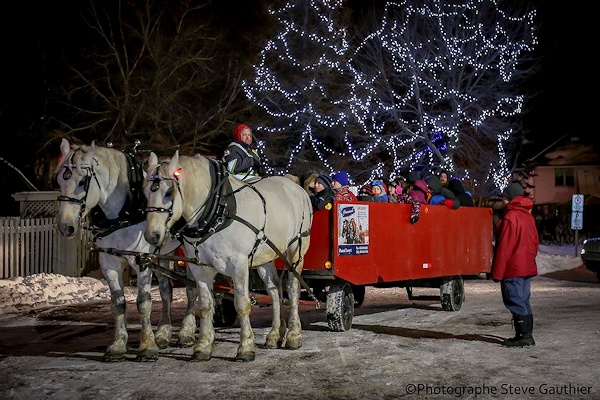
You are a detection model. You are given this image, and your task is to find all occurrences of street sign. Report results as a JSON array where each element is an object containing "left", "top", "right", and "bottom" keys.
[
  {"left": 572, "top": 194, "right": 584, "bottom": 212},
  {"left": 571, "top": 212, "right": 583, "bottom": 230}
]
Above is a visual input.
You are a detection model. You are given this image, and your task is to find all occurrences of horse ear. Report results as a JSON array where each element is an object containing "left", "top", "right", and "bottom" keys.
[
  {"left": 168, "top": 151, "right": 180, "bottom": 177},
  {"left": 60, "top": 138, "right": 70, "bottom": 158},
  {"left": 81, "top": 142, "right": 95, "bottom": 167},
  {"left": 148, "top": 152, "right": 158, "bottom": 167}
]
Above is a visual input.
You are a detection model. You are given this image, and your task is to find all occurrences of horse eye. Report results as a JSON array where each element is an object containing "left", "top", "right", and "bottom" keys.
[
  {"left": 151, "top": 180, "right": 160, "bottom": 192},
  {"left": 79, "top": 177, "right": 89, "bottom": 188},
  {"left": 165, "top": 188, "right": 173, "bottom": 198}
]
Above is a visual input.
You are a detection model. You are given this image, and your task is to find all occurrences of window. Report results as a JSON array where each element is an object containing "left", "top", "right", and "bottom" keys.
[{"left": 554, "top": 168, "right": 575, "bottom": 187}]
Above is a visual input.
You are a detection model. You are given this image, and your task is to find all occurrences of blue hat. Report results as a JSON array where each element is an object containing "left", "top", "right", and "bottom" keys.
[
  {"left": 332, "top": 170, "right": 349, "bottom": 186},
  {"left": 316, "top": 174, "right": 332, "bottom": 188}
]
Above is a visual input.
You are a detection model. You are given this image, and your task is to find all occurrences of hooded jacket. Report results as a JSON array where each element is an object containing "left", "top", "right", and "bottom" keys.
[
  {"left": 448, "top": 179, "right": 473, "bottom": 207},
  {"left": 491, "top": 195, "right": 539, "bottom": 280},
  {"left": 407, "top": 179, "right": 428, "bottom": 204},
  {"left": 426, "top": 175, "right": 459, "bottom": 208}
]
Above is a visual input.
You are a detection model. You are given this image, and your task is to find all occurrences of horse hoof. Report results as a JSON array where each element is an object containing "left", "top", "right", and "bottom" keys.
[
  {"left": 190, "top": 352, "right": 211, "bottom": 362},
  {"left": 176, "top": 336, "right": 196, "bottom": 348},
  {"left": 235, "top": 352, "right": 256, "bottom": 362},
  {"left": 102, "top": 353, "right": 126, "bottom": 362},
  {"left": 155, "top": 337, "right": 170, "bottom": 349},
  {"left": 285, "top": 339, "right": 302, "bottom": 350},
  {"left": 136, "top": 349, "right": 159, "bottom": 362}
]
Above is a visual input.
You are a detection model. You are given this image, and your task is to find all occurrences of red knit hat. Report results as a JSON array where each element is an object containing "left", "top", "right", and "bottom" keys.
[{"left": 233, "top": 124, "right": 251, "bottom": 141}]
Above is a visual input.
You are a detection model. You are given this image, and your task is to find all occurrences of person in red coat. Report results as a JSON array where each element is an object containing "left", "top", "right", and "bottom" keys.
[{"left": 491, "top": 183, "right": 539, "bottom": 347}]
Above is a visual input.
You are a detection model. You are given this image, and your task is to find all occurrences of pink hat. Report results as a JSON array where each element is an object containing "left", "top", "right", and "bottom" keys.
[{"left": 233, "top": 124, "right": 251, "bottom": 141}]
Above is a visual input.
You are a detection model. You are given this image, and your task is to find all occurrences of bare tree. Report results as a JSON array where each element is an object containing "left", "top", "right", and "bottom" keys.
[
  {"left": 46, "top": 0, "right": 254, "bottom": 156},
  {"left": 350, "top": 0, "right": 539, "bottom": 194}
]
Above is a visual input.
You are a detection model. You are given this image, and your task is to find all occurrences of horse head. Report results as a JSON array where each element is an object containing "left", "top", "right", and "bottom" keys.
[
  {"left": 143, "top": 151, "right": 185, "bottom": 247},
  {"left": 55, "top": 138, "right": 103, "bottom": 237}
]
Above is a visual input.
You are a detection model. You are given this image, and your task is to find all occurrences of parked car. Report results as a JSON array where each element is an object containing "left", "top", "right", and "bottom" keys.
[{"left": 581, "top": 237, "right": 600, "bottom": 281}]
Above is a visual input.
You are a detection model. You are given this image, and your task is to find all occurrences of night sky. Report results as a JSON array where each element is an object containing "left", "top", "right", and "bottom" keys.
[{"left": 0, "top": 1, "right": 594, "bottom": 165}]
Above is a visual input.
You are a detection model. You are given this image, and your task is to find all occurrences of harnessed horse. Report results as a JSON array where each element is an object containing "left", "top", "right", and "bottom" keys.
[
  {"left": 143, "top": 151, "right": 313, "bottom": 361},
  {"left": 54, "top": 139, "right": 198, "bottom": 362}
]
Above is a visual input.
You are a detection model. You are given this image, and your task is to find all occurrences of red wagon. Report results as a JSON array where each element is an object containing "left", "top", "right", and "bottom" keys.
[{"left": 268, "top": 200, "right": 494, "bottom": 331}]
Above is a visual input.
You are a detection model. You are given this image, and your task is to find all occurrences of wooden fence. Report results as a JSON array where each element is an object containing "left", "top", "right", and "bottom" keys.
[
  {"left": 0, "top": 217, "right": 92, "bottom": 279},
  {"left": 1, "top": 191, "right": 93, "bottom": 279}
]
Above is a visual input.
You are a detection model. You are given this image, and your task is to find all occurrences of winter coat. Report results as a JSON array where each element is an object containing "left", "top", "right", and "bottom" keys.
[
  {"left": 491, "top": 195, "right": 539, "bottom": 281},
  {"left": 426, "top": 175, "right": 459, "bottom": 209},
  {"left": 407, "top": 180, "right": 428, "bottom": 204},
  {"left": 223, "top": 140, "right": 261, "bottom": 181},
  {"left": 311, "top": 187, "right": 335, "bottom": 211},
  {"left": 389, "top": 193, "right": 421, "bottom": 223},
  {"left": 334, "top": 186, "right": 358, "bottom": 202},
  {"left": 448, "top": 179, "right": 473, "bottom": 207}
]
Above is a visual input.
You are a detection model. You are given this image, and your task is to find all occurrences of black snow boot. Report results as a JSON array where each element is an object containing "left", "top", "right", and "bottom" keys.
[{"left": 503, "top": 314, "right": 535, "bottom": 347}]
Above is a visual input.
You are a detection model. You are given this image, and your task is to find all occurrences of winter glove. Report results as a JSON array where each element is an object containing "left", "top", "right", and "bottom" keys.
[{"left": 410, "top": 215, "right": 419, "bottom": 224}]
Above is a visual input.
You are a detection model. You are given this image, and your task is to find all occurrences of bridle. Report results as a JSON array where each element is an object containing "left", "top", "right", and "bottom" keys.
[
  {"left": 145, "top": 162, "right": 184, "bottom": 230},
  {"left": 56, "top": 148, "right": 100, "bottom": 221}
]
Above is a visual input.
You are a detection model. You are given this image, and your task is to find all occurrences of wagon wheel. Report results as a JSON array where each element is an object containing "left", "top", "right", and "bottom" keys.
[
  {"left": 326, "top": 281, "right": 354, "bottom": 332},
  {"left": 352, "top": 284, "right": 366, "bottom": 308},
  {"left": 213, "top": 293, "right": 237, "bottom": 327},
  {"left": 440, "top": 276, "right": 464, "bottom": 311}
]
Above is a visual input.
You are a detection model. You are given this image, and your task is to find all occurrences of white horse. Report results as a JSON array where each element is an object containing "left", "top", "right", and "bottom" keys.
[
  {"left": 54, "top": 139, "right": 198, "bottom": 361},
  {"left": 143, "top": 151, "right": 313, "bottom": 361}
]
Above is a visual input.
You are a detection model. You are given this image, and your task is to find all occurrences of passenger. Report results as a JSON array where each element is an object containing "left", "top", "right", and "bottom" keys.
[
  {"left": 447, "top": 179, "right": 473, "bottom": 207},
  {"left": 404, "top": 171, "right": 420, "bottom": 193},
  {"left": 370, "top": 180, "right": 388, "bottom": 203},
  {"left": 426, "top": 175, "right": 459, "bottom": 209},
  {"left": 222, "top": 124, "right": 262, "bottom": 181},
  {"left": 301, "top": 172, "right": 319, "bottom": 196},
  {"left": 439, "top": 169, "right": 450, "bottom": 188},
  {"left": 386, "top": 180, "right": 398, "bottom": 203},
  {"left": 331, "top": 170, "right": 358, "bottom": 201},
  {"left": 394, "top": 176, "right": 405, "bottom": 195},
  {"left": 310, "top": 174, "right": 335, "bottom": 210},
  {"left": 357, "top": 184, "right": 374, "bottom": 202},
  {"left": 407, "top": 179, "right": 428, "bottom": 204},
  {"left": 491, "top": 182, "right": 539, "bottom": 347}
]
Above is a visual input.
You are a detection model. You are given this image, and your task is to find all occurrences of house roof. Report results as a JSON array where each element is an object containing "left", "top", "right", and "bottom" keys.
[{"left": 524, "top": 134, "right": 600, "bottom": 166}]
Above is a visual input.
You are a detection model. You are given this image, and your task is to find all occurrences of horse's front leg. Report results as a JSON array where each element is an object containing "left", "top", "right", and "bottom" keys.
[
  {"left": 257, "top": 262, "right": 285, "bottom": 349},
  {"left": 155, "top": 272, "right": 174, "bottom": 349},
  {"left": 100, "top": 255, "right": 128, "bottom": 362},
  {"left": 134, "top": 264, "right": 159, "bottom": 361},
  {"left": 233, "top": 265, "right": 255, "bottom": 362},
  {"left": 190, "top": 266, "right": 216, "bottom": 362},
  {"left": 284, "top": 262, "right": 304, "bottom": 350},
  {"left": 177, "top": 282, "right": 198, "bottom": 348}
]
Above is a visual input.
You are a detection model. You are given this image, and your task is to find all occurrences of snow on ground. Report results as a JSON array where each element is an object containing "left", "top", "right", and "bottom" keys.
[{"left": 0, "top": 245, "right": 583, "bottom": 315}]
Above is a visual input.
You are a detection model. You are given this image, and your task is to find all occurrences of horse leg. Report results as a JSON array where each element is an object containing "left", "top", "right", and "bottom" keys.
[
  {"left": 155, "top": 272, "right": 174, "bottom": 349},
  {"left": 233, "top": 266, "right": 255, "bottom": 362},
  {"left": 257, "top": 262, "right": 285, "bottom": 349},
  {"left": 176, "top": 283, "right": 198, "bottom": 348},
  {"left": 190, "top": 268, "right": 216, "bottom": 362},
  {"left": 134, "top": 264, "right": 160, "bottom": 362},
  {"left": 284, "top": 259, "right": 304, "bottom": 350},
  {"left": 100, "top": 255, "right": 128, "bottom": 362}
]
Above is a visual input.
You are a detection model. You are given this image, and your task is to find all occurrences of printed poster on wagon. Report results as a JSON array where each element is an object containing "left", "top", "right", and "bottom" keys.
[{"left": 337, "top": 204, "right": 369, "bottom": 256}]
